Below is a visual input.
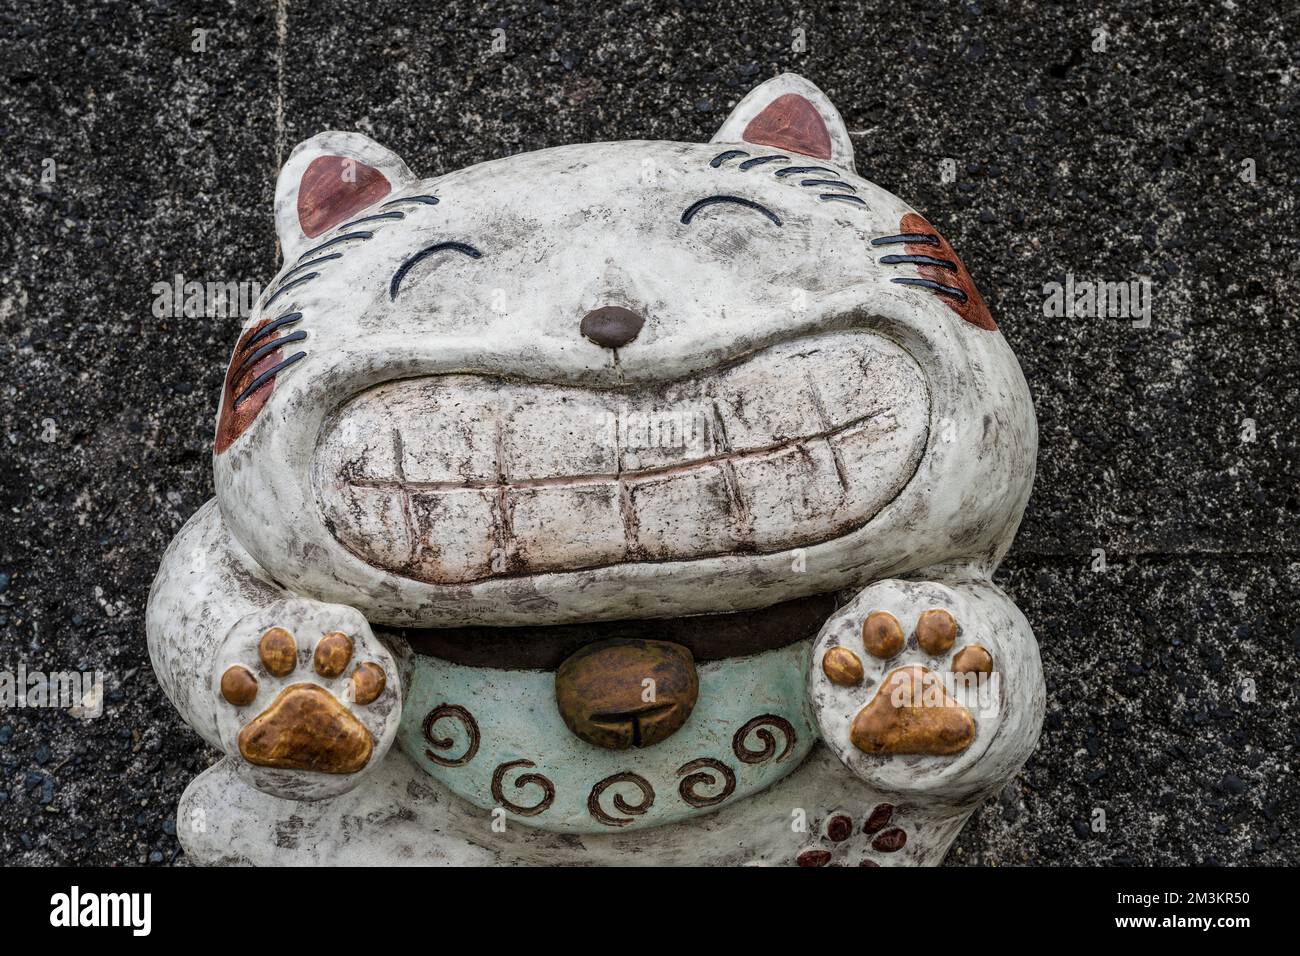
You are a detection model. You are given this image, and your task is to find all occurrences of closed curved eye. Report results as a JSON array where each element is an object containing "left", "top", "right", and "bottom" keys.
[
  {"left": 680, "top": 195, "right": 782, "bottom": 227},
  {"left": 390, "top": 242, "right": 484, "bottom": 300}
]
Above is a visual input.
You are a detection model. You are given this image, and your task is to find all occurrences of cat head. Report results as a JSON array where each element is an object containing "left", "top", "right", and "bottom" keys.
[{"left": 212, "top": 73, "right": 1034, "bottom": 627}]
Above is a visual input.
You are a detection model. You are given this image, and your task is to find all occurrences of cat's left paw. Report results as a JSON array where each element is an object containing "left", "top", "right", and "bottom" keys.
[{"left": 808, "top": 577, "right": 1044, "bottom": 801}]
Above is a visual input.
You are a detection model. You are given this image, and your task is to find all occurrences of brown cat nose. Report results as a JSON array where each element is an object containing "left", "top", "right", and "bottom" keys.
[
  {"left": 579, "top": 305, "right": 644, "bottom": 349},
  {"left": 555, "top": 639, "right": 699, "bottom": 749}
]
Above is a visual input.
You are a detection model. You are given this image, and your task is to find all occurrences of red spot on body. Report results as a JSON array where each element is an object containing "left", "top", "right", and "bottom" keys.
[
  {"left": 862, "top": 803, "right": 894, "bottom": 834},
  {"left": 297, "top": 155, "right": 391, "bottom": 238},
  {"left": 742, "top": 93, "right": 832, "bottom": 159},
  {"left": 826, "top": 814, "right": 854, "bottom": 842},
  {"left": 796, "top": 848, "right": 833, "bottom": 867},
  {"left": 897, "top": 212, "right": 996, "bottom": 331},
  {"left": 871, "top": 826, "right": 908, "bottom": 852},
  {"left": 215, "top": 319, "right": 285, "bottom": 454}
]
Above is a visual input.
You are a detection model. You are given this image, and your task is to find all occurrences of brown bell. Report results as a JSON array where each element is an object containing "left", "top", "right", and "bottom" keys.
[{"left": 555, "top": 639, "right": 699, "bottom": 749}]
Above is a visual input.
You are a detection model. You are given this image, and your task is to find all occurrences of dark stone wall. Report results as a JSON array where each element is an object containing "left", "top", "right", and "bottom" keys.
[{"left": 0, "top": 0, "right": 1295, "bottom": 865}]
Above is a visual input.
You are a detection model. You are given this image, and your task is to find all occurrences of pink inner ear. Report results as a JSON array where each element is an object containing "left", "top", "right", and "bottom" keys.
[
  {"left": 742, "top": 93, "right": 833, "bottom": 160},
  {"left": 297, "top": 155, "right": 392, "bottom": 238}
]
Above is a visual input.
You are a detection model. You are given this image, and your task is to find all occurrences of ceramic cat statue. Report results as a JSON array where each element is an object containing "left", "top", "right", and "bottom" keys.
[{"left": 147, "top": 73, "right": 1043, "bottom": 866}]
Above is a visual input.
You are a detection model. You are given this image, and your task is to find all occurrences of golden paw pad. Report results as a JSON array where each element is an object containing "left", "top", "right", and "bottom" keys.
[
  {"left": 237, "top": 683, "right": 373, "bottom": 773},
  {"left": 221, "top": 626, "right": 389, "bottom": 775},
  {"left": 849, "top": 665, "right": 976, "bottom": 756}
]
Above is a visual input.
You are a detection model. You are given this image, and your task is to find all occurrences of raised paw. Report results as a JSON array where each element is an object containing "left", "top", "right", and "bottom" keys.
[
  {"left": 224, "top": 626, "right": 383, "bottom": 772},
  {"left": 808, "top": 577, "right": 1043, "bottom": 800},
  {"left": 822, "top": 606, "right": 986, "bottom": 757},
  {"left": 213, "top": 599, "right": 400, "bottom": 800}
]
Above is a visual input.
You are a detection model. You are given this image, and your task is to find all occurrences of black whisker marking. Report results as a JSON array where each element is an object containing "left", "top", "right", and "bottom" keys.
[
  {"left": 775, "top": 165, "right": 839, "bottom": 178},
  {"left": 879, "top": 254, "right": 959, "bottom": 272},
  {"left": 871, "top": 233, "right": 940, "bottom": 247},
  {"left": 801, "top": 179, "right": 856, "bottom": 192},
  {"left": 818, "top": 193, "right": 867, "bottom": 206},
  {"left": 680, "top": 195, "right": 782, "bottom": 227},
  {"left": 891, "top": 277, "right": 968, "bottom": 301},
  {"left": 738, "top": 155, "right": 789, "bottom": 170},
  {"left": 242, "top": 312, "right": 303, "bottom": 352},
  {"left": 276, "top": 256, "right": 339, "bottom": 286},
  {"left": 234, "top": 351, "right": 307, "bottom": 407},
  {"left": 382, "top": 195, "right": 439, "bottom": 208},
  {"left": 232, "top": 330, "right": 308, "bottom": 379},
  {"left": 710, "top": 149, "right": 750, "bottom": 167},
  {"left": 296, "top": 231, "right": 373, "bottom": 263},
  {"left": 264, "top": 272, "right": 319, "bottom": 307},
  {"left": 389, "top": 242, "right": 484, "bottom": 300},
  {"left": 339, "top": 211, "right": 405, "bottom": 230}
]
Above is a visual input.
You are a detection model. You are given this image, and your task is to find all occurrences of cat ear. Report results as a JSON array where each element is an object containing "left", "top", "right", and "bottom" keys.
[
  {"left": 274, "top": 131, "right": 415, "bottom": 261},
  {"left": 711, "top": 73, "right": 855, "bottom": 172}
]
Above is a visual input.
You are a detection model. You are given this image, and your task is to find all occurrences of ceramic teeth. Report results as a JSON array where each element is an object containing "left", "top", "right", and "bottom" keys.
[{"left": 313, "top": 331, "right": 929, "bottom": 584}]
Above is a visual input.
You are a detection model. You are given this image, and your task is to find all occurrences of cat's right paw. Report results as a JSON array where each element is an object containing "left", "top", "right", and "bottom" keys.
[{"left": 211, "top": 599, "right": 400, "bottom": 800}]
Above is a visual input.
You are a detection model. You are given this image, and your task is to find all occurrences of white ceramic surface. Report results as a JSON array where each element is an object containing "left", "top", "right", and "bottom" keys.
[{"left": 146, "top": 73, "right": 1042, "bottom": 866}]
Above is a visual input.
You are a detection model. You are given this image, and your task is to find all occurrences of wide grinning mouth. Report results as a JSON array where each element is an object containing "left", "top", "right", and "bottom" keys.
[{"left": 313, "top": 329, "right": 928, "bottom": 585}]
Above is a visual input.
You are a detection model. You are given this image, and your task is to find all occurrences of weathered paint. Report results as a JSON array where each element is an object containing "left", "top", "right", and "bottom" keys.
[
  {"left": 177, "top": 745, "right": 972, "bottom": 867},
  {"left": 146, "top": 73, "right": 1043, "bottom": 865},
  {"left": 394, "top": 640, "right": 813, "bottom": 832}
]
